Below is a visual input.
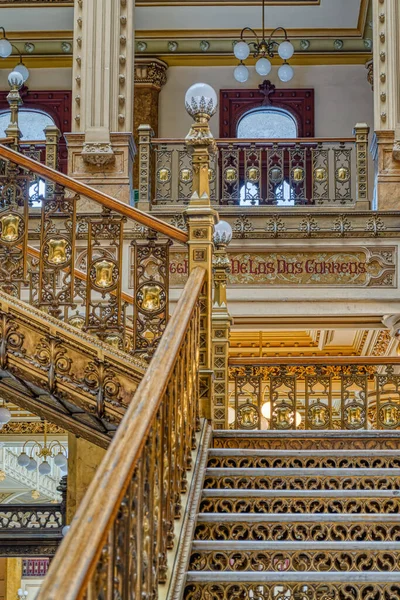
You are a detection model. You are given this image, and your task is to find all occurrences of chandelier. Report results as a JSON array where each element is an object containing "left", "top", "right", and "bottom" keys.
[
  {"left": 233, "top": 0, "right": 294, "bottom": 83},
  {"left": 16, "top": 421, "right": 67, "bottom": 476},
  {"left": 0, "top": 27, "right": 30, "bottom": 83}
]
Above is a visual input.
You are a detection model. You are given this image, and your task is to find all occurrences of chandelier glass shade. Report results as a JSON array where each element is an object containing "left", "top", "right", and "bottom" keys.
[
  {"left": 233, "top": 0, "right": 294, "bottom": 83},
  {"left": 0, "top": 26, "right": 30, "bottom": 82},
  {"left": 16, "top": 421, "right": 67, "bottom": 476}
]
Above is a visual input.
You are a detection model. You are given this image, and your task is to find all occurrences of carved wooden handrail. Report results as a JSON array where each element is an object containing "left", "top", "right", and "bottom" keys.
[
  {"left": 38, "top": 266, "right": 205, "bottom": 600},
  {"left": 0, "top": 144, "right": 188, "bottom": 244}
]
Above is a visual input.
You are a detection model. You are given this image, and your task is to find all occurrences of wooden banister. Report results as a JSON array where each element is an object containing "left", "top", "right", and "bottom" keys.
[
  {"left": 37, "top": 266, "right": 205, "bottom": 600},
  {"left": 0, "top": 144, "right": 188, "bottom": 245}
]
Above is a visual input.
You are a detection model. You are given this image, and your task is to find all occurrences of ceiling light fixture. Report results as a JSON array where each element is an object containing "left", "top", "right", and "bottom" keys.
[
  {"left": 0, "top": 26, "right": 30, "bottom": 83},
  {"left": 17, "top": 421, "right": 67, "bottom": 476},
  {"left": 233, "top": 0, "right": 294, "bottom": 83}
]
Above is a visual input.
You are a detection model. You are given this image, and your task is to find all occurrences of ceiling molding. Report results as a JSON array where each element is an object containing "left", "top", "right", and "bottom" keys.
[
  {"left": 137, "top": 27, "right": 365, "bottom": 40},
  {"left": 0, "top": 0, "right": 73, "bottom": 5},
  {"left": 156, "top": 52, "right": 372, "bottom": 67},
  {"left": 137, "top": 0, "right": 319, "bottom": 5}
]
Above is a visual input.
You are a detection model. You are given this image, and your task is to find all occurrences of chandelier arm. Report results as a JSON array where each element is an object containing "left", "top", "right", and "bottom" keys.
[
  {"left": 22, "top": 440, "right": 41, "bottom": 457},
  {"left": 267, "top": 26, "right": 289, "bottom": 45},
  {"left": 10, "top": 44, "right": 23, "bottom": 63},
  {"left": 48, "top": 440, "right": 68, "bottom": 454},
  {"left": 0, "top": 27, "right": 6, "bottom": 40},
  {"left": 240, "top": 26, "right": 260, "bottom": 48}
]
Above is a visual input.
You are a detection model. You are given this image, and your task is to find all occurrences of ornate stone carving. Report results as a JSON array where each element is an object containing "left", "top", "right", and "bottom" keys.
[
  {"left": 134, "top": 59, "right": 168, "bottom": 89},
  {"left": 366, "top": 59, "right": 373, "bottom": 89},
  {"left": 81, "top": 142, "right": 115, "bottom": 166}
]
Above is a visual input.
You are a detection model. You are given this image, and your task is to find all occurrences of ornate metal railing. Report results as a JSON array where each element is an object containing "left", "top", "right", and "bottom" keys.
[
  {"left": 0, "top": 475, "right": 66, "bottom": 557},
  {"left": 38, "top": 266, "right": 205, "bottom": 599},
  {"left": 228, "top": 357, "right": 400, "bottom": 431},
  {"left": 139, "top": 124, "right": 369, "bottom": 208},
  {"left": 0, "top": 144, "right": 187, "bottom": 362}
]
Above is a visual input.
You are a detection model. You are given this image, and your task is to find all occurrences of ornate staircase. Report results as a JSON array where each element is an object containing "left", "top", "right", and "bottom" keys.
[{"left": 184, "top": 431, "right": 400, "bottom": 599}]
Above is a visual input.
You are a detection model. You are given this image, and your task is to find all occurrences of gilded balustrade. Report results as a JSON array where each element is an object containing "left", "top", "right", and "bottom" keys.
[
  {"left": 37, "top": 266, "right": 205, "bottom": 600},
  {"left": 227, "top": 358, "right": 400, "bottom": 431},
  {"left": 140, "top": 126, "right": 369, "bottom": 208},
  {"left": 0, "top": 143, "right": 187, "bottom": 361}
]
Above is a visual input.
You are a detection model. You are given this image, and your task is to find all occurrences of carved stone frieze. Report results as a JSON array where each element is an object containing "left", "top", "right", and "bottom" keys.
[{"left": 1, "top": 421, "right": 65, "bottom": 435}]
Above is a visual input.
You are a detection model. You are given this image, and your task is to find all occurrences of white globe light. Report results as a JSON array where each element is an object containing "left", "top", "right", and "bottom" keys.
[
  {"left": 14, "top": 63, "right": 29, "bottom": 83},
  {"left": 38, "top": 460, "right": 51, "bottom": 475},
  {"left": 261, "top": 401, "right": 271, "bottom": 420},
  {"left": 228, "top": 407, "right": 236, "bottom": 424},
  {"left": 0, "top": 406, "right": 11, "bottom": 425},
  {"left": 185, "top": 82, "right": 218, "bottom": 118},
  {"left": 54, "top": 452, "right": 67, "bottom": 469},
  {"left": 278, "top": 63, "right": 294, "bottom": 82},
  {"left": 255, "top": 57, "right": 272, "bottom": 76},
  {"left": 296, "top": 411, "right": 302, "bottom": 427},
  {"left": 17, "top": 452, "right": 30, "bottom": 468},
  {"left": 62, "top": 525, "right": 70, "bottom": 537},
  {"left": 234, "top": 41, "right": 250, "bottom": 61},
  {"left": 0, "top": 38, "right": 12, "bottom": 59},
  {"left": 214, "top": 220, "right": 233, "bottom": 245},
  {"left": 26, "top": 457, "right": 37, "bottom": 472},
  {"left": 234, "top": 64, "right": 249, "bottom": 83},
  {"left": 8, "top": 70, "right": 24, "bottom": 89},
  {"left": 278, "top": 40, "right": 294, "bottom": 60}
]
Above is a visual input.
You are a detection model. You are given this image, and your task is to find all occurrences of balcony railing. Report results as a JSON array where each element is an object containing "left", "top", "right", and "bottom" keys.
[
  {"left": 139, "top": 124, "right": 369, "bottom": 209},
  {"left": 228, "top": 357, "right": 400, "bottom": 431}
]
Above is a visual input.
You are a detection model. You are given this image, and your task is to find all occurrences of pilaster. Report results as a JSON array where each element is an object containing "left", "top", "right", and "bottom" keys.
[
  {"left": 4, "top": 558, "right": 22, "bottom": 600},
  {"left": 68, "top": 0, "right": 135, "bottom": 203},
  {"left": 134, "top": 59, "right": 168, "bottom": 195},
  {"left": 372, "top": 0, "right": 400, "bottom": 208},
  {"left": 66, "top": 434, "right": 106, "bottom": 522}
]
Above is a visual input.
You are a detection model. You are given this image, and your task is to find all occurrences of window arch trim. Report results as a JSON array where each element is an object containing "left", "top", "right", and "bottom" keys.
[{"left": 236, "top": 106, "right": 298, "bottom": 139}]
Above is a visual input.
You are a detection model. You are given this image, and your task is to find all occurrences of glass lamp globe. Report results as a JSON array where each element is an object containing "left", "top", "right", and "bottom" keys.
[
  {"left": 296, "top": 411, "right": 302, "bottom": 427},
  {"left": 14, "top": 63, "right": 29, "bottom": 83},
  {"left": 278, "top": 63, "right": 294, "bottom": 82},
  {"left": 228, "top": 406, "right": 236, "bottom": 424},
  {"left": 185, "top": 82, "right": 218, "bottom": 119},
  {"left": 26, "top": 457, "right": 37, "bottom": 472},
  {"left": 0, "top": 38, "right": 12, "bottom": 59},
  {"left": 8, "top": 70, "right": 24, "bottom": 89},
  {"left": 234, "top": 64, "right": 249, "bottom": 83},
  {"left": 38, "top": 460, "right": 51, "bottom": 475},
  {"left": 234, "top": 40, "right": 250, "bottom": 60},
  {"left": 54, "top": 452, "right": 67, "bottom": 469},
  {"left": 261, "top": 401, "right": 271, "bottom": 420},
  {"left": 214, "top": 220, "right": 233, "bottom": 245},
  {"left": 255, "top": 57, "right": 272, "bottom": 76},
  {"left": 17, "top": 452, "right": 30, "bottom": 468},
  {"left": 278, "top": 40, "right": 294, "bottom": 60},
  {"left": 62, "top": 525, "right": 70, "bottom": 537},
  {"left": 0, "top": 406, "right": 11, "bottom": 426}
]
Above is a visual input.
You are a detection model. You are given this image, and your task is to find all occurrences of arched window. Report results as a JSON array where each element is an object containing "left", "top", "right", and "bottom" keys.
[
  {"left": 237, "top": 107, "right": 297, "bottom": 139},
  {"left": 0, "top": 108, "right": 55, "bottom": 140},
  {"left": 238, "top": 107, "right": 297, "bottom": 206}
]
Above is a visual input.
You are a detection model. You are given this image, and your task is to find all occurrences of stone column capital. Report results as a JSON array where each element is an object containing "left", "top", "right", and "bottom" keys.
[{"left": 134, "top": 58, "right": 168, "bottom": 90}]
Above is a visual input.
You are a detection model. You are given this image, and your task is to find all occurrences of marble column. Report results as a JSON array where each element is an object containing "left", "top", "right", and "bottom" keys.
[
  {"left": 371, "top": 0, "right": 400, "bottom": 209},
  {"left": 66, "top": 434, "right": 106, "bottom": 521},
  {"left": 133, "top": 58, "right": 168, "bottom": 192},
  {"left": 65, "top": 0, "right": 135, "bottom": 204}
]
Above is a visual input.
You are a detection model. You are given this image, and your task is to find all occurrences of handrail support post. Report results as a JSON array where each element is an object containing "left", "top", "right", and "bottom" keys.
[{"left": 354, "top": 122, "right": 370, "bottom": 210}]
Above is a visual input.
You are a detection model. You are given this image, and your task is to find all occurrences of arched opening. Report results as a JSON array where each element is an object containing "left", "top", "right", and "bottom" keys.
[
  {"left": 237, "top": 107, "right": 298, "bottom": 139},
  {"left": 0, "top": 108, "right": 56, "bottom": 140},
  {"left": 237, "top": 107, "right": 298, "bottom": 205}
]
